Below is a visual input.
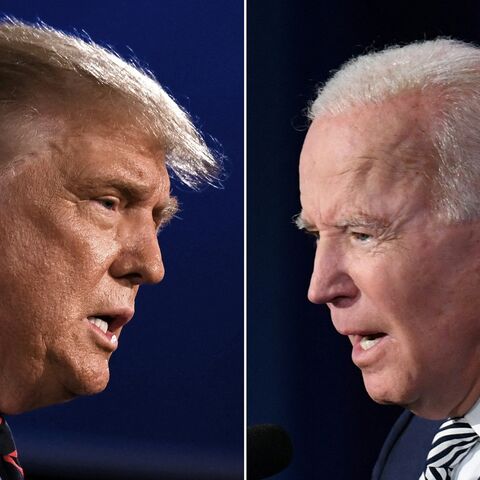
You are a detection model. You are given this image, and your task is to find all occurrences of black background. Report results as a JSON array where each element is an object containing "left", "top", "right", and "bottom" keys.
[{"left": 247, "top": 1, "right": 480, "bottom": 479}]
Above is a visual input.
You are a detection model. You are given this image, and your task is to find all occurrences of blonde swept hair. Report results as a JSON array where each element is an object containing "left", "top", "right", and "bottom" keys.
[{"left": 0, "top": 17, "right": 221, "bottom": 188}]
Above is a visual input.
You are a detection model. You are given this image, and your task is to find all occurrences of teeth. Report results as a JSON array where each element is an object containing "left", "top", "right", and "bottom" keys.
[
  {"left": 360, "top": 336, "right": 381, "bottom": 351},
  {"left": 88, "top": 317, "right": 108, "bottom": 334},
  {"left": 111, "top": 334, "right": 117, "bottom": 344}
]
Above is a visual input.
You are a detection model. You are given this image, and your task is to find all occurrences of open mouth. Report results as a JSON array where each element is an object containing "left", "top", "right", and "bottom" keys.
[
  {"left": 88, "top": 316, "right": 111, "bottom": 333},
  {"left": 87, "top": 315, "right": 117, "bottom": 343},
  {"left": 359, "top": 333, "right": 386, "bottom": 351},
  {"left": 86, "top": 309, "right": 133, "bottom": 346}
]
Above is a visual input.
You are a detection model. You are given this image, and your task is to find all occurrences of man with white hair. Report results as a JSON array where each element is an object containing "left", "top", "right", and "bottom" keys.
[
  {"left": 0, "top": 18, "right": 219, "bottom": 479},
  {"left": 297, "top": 39, "right": 480, "bottom": 479}
]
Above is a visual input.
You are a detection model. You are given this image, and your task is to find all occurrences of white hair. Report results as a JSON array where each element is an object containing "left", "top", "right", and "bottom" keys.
[
  {"left": 309, "top": 39, "right": 480, "bottom": 222},
  {"left": 0, "top": 17, "right": 221, "bottom": 188}
]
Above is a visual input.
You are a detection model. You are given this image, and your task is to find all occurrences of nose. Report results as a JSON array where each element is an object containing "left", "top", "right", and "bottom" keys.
[
  {"left": 110, "top": 222, "right": 165, "bottom": 285},
  {"left": 308, "top": 239, "right": 358, "bottom": 305}
]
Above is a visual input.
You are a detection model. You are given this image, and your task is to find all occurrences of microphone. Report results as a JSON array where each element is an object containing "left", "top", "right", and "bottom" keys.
[{"left": 247, "top": 424, "right": 293, "bottom": 479}]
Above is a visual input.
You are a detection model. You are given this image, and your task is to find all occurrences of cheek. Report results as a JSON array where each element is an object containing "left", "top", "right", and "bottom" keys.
[
  {"left": 355, "top": 247, "right": 480, "bottom": 358},
  {"left": 352, "top": 243, "right": 453, "bottom": 321},
  {"left": 0, "top": 212, "right": 118, "bottom": 327},
  {"left": 42, "top": 204, "right": 119, "bottom": 274}
]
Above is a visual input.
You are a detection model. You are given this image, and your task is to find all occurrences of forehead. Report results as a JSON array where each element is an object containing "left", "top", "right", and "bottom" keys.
[
  {"left": 299, "top": 94, "right": 436, "bottom": 224},
  {"left": 58, "top": 130, "right": 166, "bottom": 178},
  {"left": 42, "top": 126, "right": 171, "bottom": 201},
  {"left": 0, "top": 97, "right": 170, "bottom": 190},
  {"left": 301, "top": 92, "right": 435, "bottom": 176}
]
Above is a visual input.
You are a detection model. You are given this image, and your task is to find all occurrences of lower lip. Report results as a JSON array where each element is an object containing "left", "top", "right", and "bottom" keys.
[
  {"left": 351, "top": 335, "right": 389, "bottom": 368},
  {"left": 84, "top": 319, "right": 118, "bottom": 352}
]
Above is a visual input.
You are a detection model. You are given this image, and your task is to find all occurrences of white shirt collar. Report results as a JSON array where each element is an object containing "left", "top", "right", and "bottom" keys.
[{"left": 464, "top": 397, "right": 480, "bottom": 436}]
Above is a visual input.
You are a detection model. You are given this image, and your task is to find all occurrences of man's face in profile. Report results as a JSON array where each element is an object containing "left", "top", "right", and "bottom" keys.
[
  {"left": 0, "top": 119, "right": 174, "bottom": 413},
  {"left": 299, "top": 93, "right": 480, "bottom": 419}
]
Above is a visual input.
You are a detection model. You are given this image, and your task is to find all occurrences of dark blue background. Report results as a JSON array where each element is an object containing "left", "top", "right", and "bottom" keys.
[
  {"left": 0, "top": 2, "right": 243, "bottom": 479},
  {"left": 247, "top": 1, "right": 480, "bottom": 479}
]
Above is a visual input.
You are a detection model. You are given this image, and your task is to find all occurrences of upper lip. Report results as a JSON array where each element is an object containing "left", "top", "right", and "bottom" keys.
[
  {"left": 348, "top": 331, "right": 385, "bottom": 341},
  {"left": 342, "top": 329, "right": 383, "bottom": 337},
  {"left": 88, "top": 308, "right": 134, "bottom": 332},
  {"left": 335, "top": 325, "right": 384, "bottom": 337},
  {"left": 336, "top": 328, "right": 387, "bottom": 346},
  {"left": 332, "top": 315, "right": 386, "bottom": 338}
]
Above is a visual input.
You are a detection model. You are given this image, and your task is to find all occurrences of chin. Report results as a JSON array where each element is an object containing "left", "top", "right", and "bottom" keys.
[
  {"left": 366, "top": 388, "right": 398, "bottom": 406},
  {"left": 60, "top": 357, "right": 111, "bottom": 398},
  {"left": 76, "top": 369, "right": 110, "bottom": 396},
  {"left": 362, "top": 371, "right": 413, "bottom": 407},
  {"left": 75, "top": 373, "right": 110, "bottom": 396}
]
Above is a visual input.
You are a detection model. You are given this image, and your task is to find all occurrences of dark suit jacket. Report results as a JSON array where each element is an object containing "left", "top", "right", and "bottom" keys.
[{"left": 372, "top": 410, "right": 443, "bottom": 479}]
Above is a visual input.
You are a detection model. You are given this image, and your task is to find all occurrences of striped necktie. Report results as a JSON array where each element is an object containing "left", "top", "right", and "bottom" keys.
[
  {"left": 419, "top": 417, "right": 479, "bottom": 480},
  {"left": 0, "top": 416, "right": 23, "bottom": 480}
]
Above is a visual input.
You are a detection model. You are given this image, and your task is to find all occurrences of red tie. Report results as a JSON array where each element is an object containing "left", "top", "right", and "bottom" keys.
[{"left": 0, "top": 416, "right": 24, "bottom": 479}]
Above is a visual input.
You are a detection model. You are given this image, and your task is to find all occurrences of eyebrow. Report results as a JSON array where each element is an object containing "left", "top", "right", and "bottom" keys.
[
  {"left": 156, "top": 196, "right": 179, "bottom": 226},
  {"left": 336, "top": 214, "right": 389, "bottom": 230},
  {"left": 293, "top": 211, "right": 388, "bottom": 231},
  {"left": 293, "top": 213, "right": 314, "bottom": 231},
  {"left": 101, "top": 178, "right": 158, "bottom": 201},
  {"left": 87, "top": 177, "right": 179, "bottom": 225}
]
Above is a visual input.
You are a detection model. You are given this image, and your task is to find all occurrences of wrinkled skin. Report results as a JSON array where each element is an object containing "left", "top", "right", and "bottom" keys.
[
  {"left": 299, "top": 93, "right": 480, "bottom": 419},
  {"left": 0, "top": 120, "right": 174, "bottom": 414}
]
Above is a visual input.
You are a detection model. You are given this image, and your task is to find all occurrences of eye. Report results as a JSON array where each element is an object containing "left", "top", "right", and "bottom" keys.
[
  {"left": 95, "top": 196, "right": 120, "bottom": 211},
  {"left": 350, "top": 231, "right": 373, "bottom": 243}
]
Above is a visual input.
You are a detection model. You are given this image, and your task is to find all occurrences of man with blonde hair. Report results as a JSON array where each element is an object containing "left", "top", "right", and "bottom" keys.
[
  {"left": 0, "top": 18, "right": 220, "bottom": 479},
  {"left": 298, "top": 39, "right": 480, "bottom": 479}
]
